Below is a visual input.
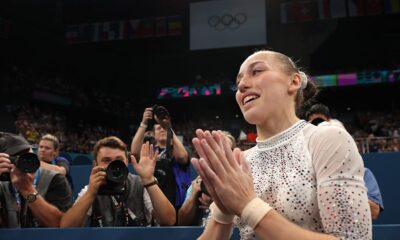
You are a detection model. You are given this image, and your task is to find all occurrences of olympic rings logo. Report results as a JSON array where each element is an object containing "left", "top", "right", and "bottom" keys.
[{"left": 207, "top": 13, "right": 247, "bottom": 31}]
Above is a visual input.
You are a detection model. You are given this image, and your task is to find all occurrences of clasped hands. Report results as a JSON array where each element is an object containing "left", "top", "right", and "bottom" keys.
[{"left": 191, "top": 130, "right": 256, "bottom": 217}]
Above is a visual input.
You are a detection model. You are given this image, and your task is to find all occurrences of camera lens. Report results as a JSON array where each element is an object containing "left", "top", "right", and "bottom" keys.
[
  {"left": 106, "top": 160, "right": 128, "bottom": 184},
  {"left": 200, "top": 181, "right": 209, "bottom": 196},
  {"left": 153, "top": 105, "right": 169, "bottom": 121},
  {"left": 13, "top": 152, "right": 40, "bottom": 173}
]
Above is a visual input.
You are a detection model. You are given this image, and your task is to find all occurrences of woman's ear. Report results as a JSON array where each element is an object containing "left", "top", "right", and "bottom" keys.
[{"left": 288, "top": 73, "right": 301, "bottom": 94}]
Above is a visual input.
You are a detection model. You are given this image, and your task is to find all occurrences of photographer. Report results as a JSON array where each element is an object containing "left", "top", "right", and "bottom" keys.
[
  {"left": 60, "top": 136, "right": 175, "bottom": 227},
  {"left": 177, "top": 176, "right": 212, "bottom": 226},
  {"left": 305, "top": 103, "right": 345, "bottom": 128},
  {"left": 0, "top": 132, "right": 73, "bottom": 227},
  {"left": 38, "top": 134, "right": 74, "bottom": 190},
  {"left": 131, "top": 106, "right": 190, "bottom": 214}
]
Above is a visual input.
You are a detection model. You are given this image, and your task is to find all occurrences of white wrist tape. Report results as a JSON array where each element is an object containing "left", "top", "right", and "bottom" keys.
[
  {"left": 210, "top": 202, "right": 234, "bottom": 224},
  {"left": 241, "top": 197, "right": 273, "bottom": 229}
]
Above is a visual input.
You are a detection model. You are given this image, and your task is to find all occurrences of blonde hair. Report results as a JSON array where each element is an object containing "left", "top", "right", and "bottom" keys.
[
  {"left": 221, "top": 131, "right": 236, "bottom": 149},
  {"left": 40, "top": 134, "right": 60, "bottom": 151}
]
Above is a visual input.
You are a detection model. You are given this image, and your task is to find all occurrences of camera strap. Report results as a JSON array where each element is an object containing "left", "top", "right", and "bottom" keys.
[
  {"left": 113, "top": 195, "right": 142, "bottom": 226},
  {"left": 111, "top": 195, "right": 131, "bottom": 226},
  {"left": 165, "top": 126, "right": 173, "bottom": 159}
]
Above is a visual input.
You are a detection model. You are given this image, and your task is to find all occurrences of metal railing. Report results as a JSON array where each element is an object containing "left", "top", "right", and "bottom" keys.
[{"left": 354, "top": 136, "right": 400, "bottom": 154}]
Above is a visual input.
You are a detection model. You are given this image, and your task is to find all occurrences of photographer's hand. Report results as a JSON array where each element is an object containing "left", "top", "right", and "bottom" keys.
[
  {"left": 10, "top": 165, "right": 35, "bottom": 196},
  {"left": 131, "top": 108, "right": 153, "bottom": 159},
  {"left": 87, "top": 166, "right": 106, "bottom": 197},
  {"left": 131, "top": 142, "right": 159, "bottom": 184},
  {"left": 11, "top": 165, "right": 64, "bottom": 227},
  {"left": 60, "top": 166, "right": 105, "bottom": 227},
  {"left": 192, "top": 176, "right": 202, "bottom": 196},
  {"left": 199, "top": 193, "right": 213, "bottom": 210},
  {"left": 142, "top": 107, "right": 153, "bottom": 126},
  {"left": 0, "top": 153, "right": 12, "bottom": 175}
]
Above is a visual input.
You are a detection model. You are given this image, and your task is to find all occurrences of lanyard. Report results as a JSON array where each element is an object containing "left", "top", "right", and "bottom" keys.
[
  {"left": 110, "top": 196, "right": 138, "bottom": 225},
  {"left": 100, "top": 196, "right": 128, "bottom": 226},
  {"left": 156, "top": 147, "right": 167, "bottom": 158}
]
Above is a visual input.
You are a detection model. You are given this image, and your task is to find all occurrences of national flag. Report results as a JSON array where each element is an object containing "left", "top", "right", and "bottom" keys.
[
  {"left": 384, "top": 0, "right": 400, "bottom": 14},
  {"left": 137, "top": 18, "right": 154, "bottom": 38},
  {"left": 365, "top": 0, "right": 383, "bottom": 15},
  {"left": 317, "top": 0, "right": 331, "bottom": 20},
  {"left": 295, "top": 0, "right": 318, "bottom": 22},
  {"left": 330, "top": 0, "right": 347, "bottom": 18},
  {"left": 347, "top": 0, "right": 365, "bottom": 17},
  {"left": 155, "top": 17, "right": 167, "bottom": 37},
  {"left": 167, "top": 16, "right": 183, "bottom": 36}
]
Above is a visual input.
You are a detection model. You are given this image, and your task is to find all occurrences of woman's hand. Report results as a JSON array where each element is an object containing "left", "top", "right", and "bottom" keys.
[{"left": 192, "top": 130, "right": 256, "bottom": 216}]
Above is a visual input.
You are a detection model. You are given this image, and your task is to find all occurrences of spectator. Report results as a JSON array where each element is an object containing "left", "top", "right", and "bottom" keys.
[{"left": 364, "top": 168, "right": 384, "bottom": 220}]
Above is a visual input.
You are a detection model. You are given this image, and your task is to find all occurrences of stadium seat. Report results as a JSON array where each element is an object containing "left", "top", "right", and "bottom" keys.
[{"left": 73, "top": 155, "right": 92, "bottom": 165}]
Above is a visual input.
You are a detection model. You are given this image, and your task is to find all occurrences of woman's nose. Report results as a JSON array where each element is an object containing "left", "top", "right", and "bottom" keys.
[{"left": 238, "top": 77, "right": 250, "bottom": 92}]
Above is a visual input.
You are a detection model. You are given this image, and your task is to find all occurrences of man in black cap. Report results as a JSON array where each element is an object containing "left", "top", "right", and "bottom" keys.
[{"left": 0, "top": 132, "right": 73, "bottom": 227}]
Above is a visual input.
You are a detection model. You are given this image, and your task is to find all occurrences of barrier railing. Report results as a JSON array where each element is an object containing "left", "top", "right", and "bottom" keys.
[{"left": 0, "top": 225, "right": 398, "bottom": 240}]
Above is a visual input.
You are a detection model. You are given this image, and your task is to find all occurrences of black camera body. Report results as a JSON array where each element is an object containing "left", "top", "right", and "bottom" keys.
[
  {"left": 98, "top": 160, "right": 129, "bottom": 195},
  {"left": 200, "top": 181, "right": 209, "bottom": 196},
  {"left": 0, "top": 152, "right": 40, "bottom": 181},
  {"left": 152, "top": 105, "right": 170, "bottom": 122}
]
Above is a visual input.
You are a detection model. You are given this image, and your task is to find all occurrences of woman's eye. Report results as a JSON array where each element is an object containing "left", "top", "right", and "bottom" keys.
[{"left": 252, "top": 69, "right": 262, "bottom": 75}]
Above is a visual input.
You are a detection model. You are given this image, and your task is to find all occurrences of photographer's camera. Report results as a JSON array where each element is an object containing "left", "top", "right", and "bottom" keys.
[
  {"left": 0, "top": 153, "right": 40, "bottom": 181},
  {"left": 98, "top": 160, "right": 129, "bottom": 195}
]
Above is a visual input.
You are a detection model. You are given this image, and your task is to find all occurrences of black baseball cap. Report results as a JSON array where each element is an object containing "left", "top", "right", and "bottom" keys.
[{"left": 0, "top": 132, "right": 32, "bottom": 156}]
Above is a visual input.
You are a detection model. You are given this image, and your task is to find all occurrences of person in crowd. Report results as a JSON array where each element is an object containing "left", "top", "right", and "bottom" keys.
[
  {"left": 364, "top": 167, "right": 384, "bottom": 220},
  {"left": 305, "top": 103, "right": 345, "bottom": 129},
  {"left": 131, "top": 107, "right": 190, "bottom": 215},
  {"left": 191, "top": 50, "right": 372, "bottom": 239},
  {"left": 38, "top": 134, "right": 74, "bottom": 190},
  {"left": 306, "top": 103, "right": 385, "bottom": 221},
  {"left": 178, "top": 131, "right": 236, "bottom": 226},
  {"left": 60, "top": 136, "right": 175, "bottom": 227},
  {"left": 0, "top": 132, "right": 73, "bottom": 227}
]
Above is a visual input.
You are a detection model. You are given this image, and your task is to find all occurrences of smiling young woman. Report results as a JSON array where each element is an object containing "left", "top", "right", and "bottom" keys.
[{"left": 191, "top": 50, "right": 372, "bottom": 240}]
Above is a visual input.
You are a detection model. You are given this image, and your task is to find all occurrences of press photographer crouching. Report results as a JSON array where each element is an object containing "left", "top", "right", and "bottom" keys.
[
  {"left": 131, "top": 106, "right": 190, "bottom": 218},
  {"left": 0, "top": 132, "right": 73, "bottom": 227},
  {"left": 60, "top": 136, "right": 175, "bottom": 227}
]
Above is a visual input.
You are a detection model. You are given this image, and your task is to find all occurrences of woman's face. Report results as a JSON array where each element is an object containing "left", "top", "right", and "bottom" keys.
[{"left": 235, "top": 52, "right": 294, "bottom": 125}]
